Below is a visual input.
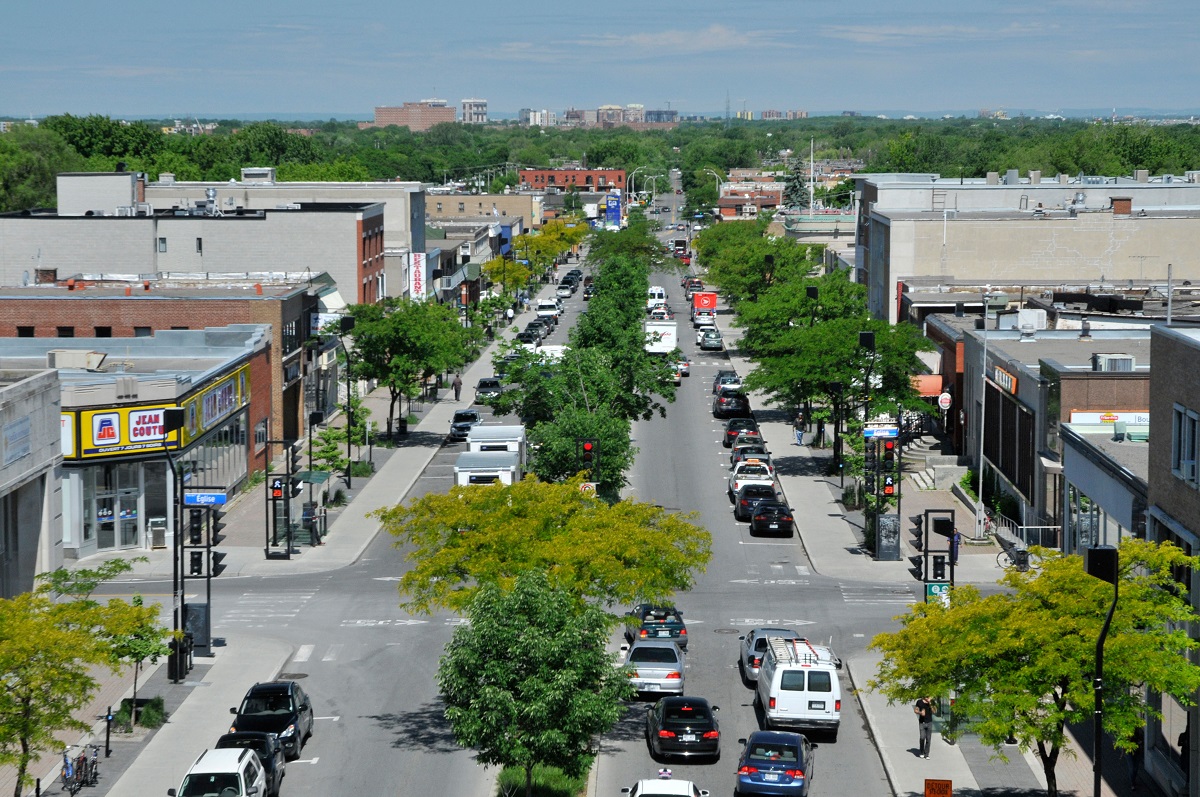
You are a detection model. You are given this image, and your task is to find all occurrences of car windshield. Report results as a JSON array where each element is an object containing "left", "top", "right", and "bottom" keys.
[
  {"left": 748, "top": 745, "right": 800, "bottom": 764},
  {"left": 630, "top": 648, "right": 679, "bottom": 664},
  {"left": 179, "top": 773, "right": 242, "bottom": 797},
  {"left": 743, "top": 486, "right": 776, "bottom": 499},
  {"left": 452, "top": 412, "right": 477, "bottom": 423},
  {"left": 478, "top": 380, "right": 500, "bottom": 389},
  {"left": 239, "top": 694, "right": 291, "bottom": 716},
  {"left": 664, "top": 704, "right": 711, "bottom": 725},
  {"left": 737, "top": 465, "right": 769, "bottom": 477}
]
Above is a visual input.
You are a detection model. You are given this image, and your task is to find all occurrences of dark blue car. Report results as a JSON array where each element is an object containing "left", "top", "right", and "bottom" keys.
[{"left": 734, "top": 730, "right": 814, "bottom": 797}]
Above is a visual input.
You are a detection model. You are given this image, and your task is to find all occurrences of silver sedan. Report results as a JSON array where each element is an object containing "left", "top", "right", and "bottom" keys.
[
  {"left": 623, "top": 639, "right": 686, "bottom": 695},
  {"left": 738, "top": 628, "right": 803, "bottom": 681}
]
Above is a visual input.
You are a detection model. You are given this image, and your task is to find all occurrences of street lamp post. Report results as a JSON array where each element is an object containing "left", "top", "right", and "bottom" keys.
[
  {"left": 703, "top": 168, "right": 722, "bottom": 204},
  {"left": 1085, "top": 545, "right": 1121, "bottom": 797},
  {"left": 159, "top": 408, "right": 186, "bottom": 683},
  {"left": 830, "top": 381, "right": 844, "bottom": 487},
  {"left": 974, "top": 289, "right": 992, "bottom": 539},
  {"left": 339, "top": 315, "right": 356, "bottom": 489},
  {"left": 628, "top": 166, "right": 647, "bottom": 208}
]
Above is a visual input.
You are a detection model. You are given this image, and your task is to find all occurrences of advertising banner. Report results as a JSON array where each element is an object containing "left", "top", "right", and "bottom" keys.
[
  {"left": 409, "top": 252, "right": 427, "bottom": 300},
  {"left": 605, "top": 195, "right": 621, "bottom": 226},
  {"left": 78, "top": 405, "right": 182, "bottom": 458},
  {"left": 692, "top": 291, "right": 718, "bottom": 310}
]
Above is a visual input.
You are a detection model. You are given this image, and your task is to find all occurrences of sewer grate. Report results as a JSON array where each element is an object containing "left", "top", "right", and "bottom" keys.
[{"left": 277, "top": 672, "right": 309, "bottom": 680}]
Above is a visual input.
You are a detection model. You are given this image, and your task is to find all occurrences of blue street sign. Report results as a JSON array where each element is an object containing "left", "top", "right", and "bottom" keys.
[
  {"left": 184, "top": 492, "right": 227, "bottom": 506},
  {"left": 863, "top": 427, "right": 900, "bottom": 439}
]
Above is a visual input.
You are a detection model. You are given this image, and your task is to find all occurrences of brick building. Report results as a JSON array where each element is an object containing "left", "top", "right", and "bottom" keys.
[
  {"left": 518, "top": 168, "right": 625, "bottom": 192},
  {"left": 361, "top": 100, "right": 457, "bottom": 132}
]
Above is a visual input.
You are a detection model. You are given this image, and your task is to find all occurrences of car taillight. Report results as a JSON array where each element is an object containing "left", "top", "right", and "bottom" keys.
[
  {"left": 740, "top": 499, "right": 749, "bottom": 507},
  {"left": 782, "top": 516, "right": 793, "bottom": 523},
  {"left": 702, "top": 730, "right": 719, "bottom": 739},
  {"left": 639, "top": 629, "right": 648, "bottom": 639},
  {"left": 835, "top": 699, "right": 841, "bottom": 711},
  {"left": 666, "top": 672, "right": 682, "bottom": 679},
  {"left": 679, "top": 628, "right": 687, "bottom": 636},
  {"left": 738, "top": 766, "right": 759, "bottom": 775},
  {"left": 658, "top": 730, "right": 676, "bottom": 739},
  {"left": 753, "top": 514, "right": 766, "bottom": 522},
  {"left": 785, "top": 769, "right": 805, "bottom": 778},
  {"left": 751, "top": 656, "right": 761, "bottom": 667},
  {"left": 769, "top": 697, "right": 776, "bottom": 709}
]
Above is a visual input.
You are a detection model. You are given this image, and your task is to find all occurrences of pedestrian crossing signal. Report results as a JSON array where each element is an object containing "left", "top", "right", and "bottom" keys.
[
  {"left": 270, "top": 478, "right": 284, "bottom": 499},
  {"left": 883, "top": 473, "right": 896, "bottom": 496}
]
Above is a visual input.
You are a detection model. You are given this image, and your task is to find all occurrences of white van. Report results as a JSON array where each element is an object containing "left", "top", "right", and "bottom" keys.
[
  {"left": 646, "top": 286, "right": 667, "bottom": 312},
  {"left": 755, "top": 637, "right": 842, "bottom": 736}
]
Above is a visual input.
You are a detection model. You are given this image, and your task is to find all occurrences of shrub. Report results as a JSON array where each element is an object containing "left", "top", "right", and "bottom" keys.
[
  {"left": 496, "top": 764, "right": 587, "bottom": 797},
  {"left": 114, "top": 695, "right": 167, "bottom": 731}
]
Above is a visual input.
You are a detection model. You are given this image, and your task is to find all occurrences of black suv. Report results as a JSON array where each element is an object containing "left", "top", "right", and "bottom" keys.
[
  {"left": 712, "top": 387, "right": 750, "bottom": 419},
  {"left": 229, "top": 681, "right": 314, "bottom": 761},
  {"left": 215, "top": 732, "right": 286, "bottom": 797}
]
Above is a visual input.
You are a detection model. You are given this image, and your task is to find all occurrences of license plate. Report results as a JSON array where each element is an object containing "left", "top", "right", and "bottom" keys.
[
  {"left": 681, "top": 734, "right": 696, "bottom": 742},
  {"left": 764, "top": 774, "right": 780, "bottom": 782},
  {"left": 657, "top": 630, "right": 670, "bottom": 637},
  {"left": 809, "top": 700, "right": 825, "bottom": 710},
  {"left": 769, "top": 523, "right": 779, "bottom": 529},
  {"left": 632, "top": 681, "right": 647, "bottom": 690}
]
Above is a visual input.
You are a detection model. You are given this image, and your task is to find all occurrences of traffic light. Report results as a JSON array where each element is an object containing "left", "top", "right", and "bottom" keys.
[
  {"left": 210, "top": 508, "right": 226, "bottom": 546},
  {"left": 882, "top": 440, "right": 896, "bottom": 472},
  {"left": 931, "top": 554, "right": 947, "bottom": 581},
  {"left": 289, "top": 476, "right": 303, "bottom": 499},
  {"left": 289, "top": 442, "right": 303, "bottom": 476},
  {"left": 577, "top": 438, "right": 598, "bottom": 474},
  {"left": 865, "top": 471, "right": 876, "bottom": 493},
  {"left": 188, "top": 508, "right": 205, "bottom": 546},
  {"left": 189, "top": 550, "right": 204, "bottom": 576},
  {"left": 270, "top": 477, "right": 284, "bottom": 500},
  {"left": 864, "top": 440, "right": 877, "bottom": 471},
  {"left": 211, "top": 550, "right": 227, "bottom": 578},
  {"left": 883, "top": 473, "right": 896, "bottom": 496}
]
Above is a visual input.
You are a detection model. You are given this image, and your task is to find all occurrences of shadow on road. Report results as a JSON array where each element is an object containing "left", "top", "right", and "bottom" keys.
[{"left": 368, "top": 701, "right": 462, "bottom": 753}]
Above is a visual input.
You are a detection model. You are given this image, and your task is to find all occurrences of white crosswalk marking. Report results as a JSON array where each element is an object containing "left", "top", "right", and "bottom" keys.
[
  {"left": 293, "top": 645, "right": 314, "bottom": 663},
  {"left": 795, "top": 565, "right": 811, "bottom": 576},
  {"left": 840, "top": 585, "right": 916, "bottom": 605},
  {"left": 216, "top": 591, "right": 318, "bottom": 628},
  {"left": 321, "top": 644, "right": 343, "bottom": 662}
]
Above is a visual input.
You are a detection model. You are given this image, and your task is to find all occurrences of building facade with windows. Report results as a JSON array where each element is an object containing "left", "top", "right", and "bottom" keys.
[
  {"left": 0, "top": 326, "right": 273, "bottom": 559},
  {"left": 517, "top": 169, "right": 625, "bottom": 192}
]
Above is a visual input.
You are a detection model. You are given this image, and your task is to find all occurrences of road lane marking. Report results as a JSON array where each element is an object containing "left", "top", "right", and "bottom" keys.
[
  {"left": 293, "top": 645, "right": 314, "bottom": 662},
  {"left": 321, "top": 644, "right": 342, "bottom": 662}
]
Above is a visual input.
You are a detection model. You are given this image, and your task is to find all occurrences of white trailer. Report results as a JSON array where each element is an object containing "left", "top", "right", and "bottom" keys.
[
  {"left": 466, "top": 424, "right": 528, "bottom": 468},
  {"left": 644, "top": 321, "right": 678, "bottom": 354},
  {"left": 454, "top": 451, "right": 522, "bottom": 486}
]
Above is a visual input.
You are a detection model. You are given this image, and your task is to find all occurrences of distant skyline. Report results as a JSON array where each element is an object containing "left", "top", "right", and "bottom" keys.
[{"left": 3, "top": 0, "right": 1199, "bottom": 120}]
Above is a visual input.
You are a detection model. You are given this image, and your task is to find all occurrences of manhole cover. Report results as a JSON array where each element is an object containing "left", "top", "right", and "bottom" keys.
[
  {"left": 277, "top": 672, "right": 308, "bottom": 680},
  {"left": 714, "top": 628, "right": 742, "bottom": 635}
]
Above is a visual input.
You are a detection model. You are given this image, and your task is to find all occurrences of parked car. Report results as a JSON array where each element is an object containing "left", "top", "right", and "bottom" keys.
[
  {"left": 626, "top": 604, "right": 689, "bottom": 649},
  {"left": 699, "top": 329, "right": 723, "bottom": 351},
  {"left": 734, "top": 730, "right": 815, "bottom": 797},
  {"left": 729, "top": 462, "right": 776, "bottom": 503},
  {"left": 645, "top": 696, "right": 721, "bottom": 761},
  {"left": 515, "top": 331, "right": 540, "bottom": 347},
  {"left": 750, "top": 502, "right": 795, "bottom": 537},
  {"left": 214, "top": 732, "right": 286, "bottom": 797},
  {"left": 713, "top": 370, "right": 742, "bottom": 394},
  {"left": 733, "top": 483, "right": 779, "bottom": 521},
  {"left": 674, "top": 357, "right": 691, "bottom": 377},
  {"left": 229, "top": 681, "right": 314, "bottom": 761},
  {"left": 556, "top": 283, "right": 574, "bottom": 298},
  {"left": 731, "top": 442, "right": 770, "bottom": 468},
  {"left": 738, "top": 628, "right": 804, "bottom": 682},
  {"left": 523, "top": 323, "right": 546, "bottom": 343},
  {"left": 723, "top": 418, "right": 760, "bottom": 448},
  {"left": 583, "top": 284, "right": 596, "bottom": 300},
  {"left": 169, "top": 748, "right": 267, "bottom": 797},
  {"left": 475, "top": 377, "right": 503, "bottom": 404},
  {"left": 448, "top": 409, "right": 482, "bottom": 442},
  {"left": 649, "top": 305, "right": 675, "bottom": 321},
  {"left": 712, "top": 388, "right": 750, "bottom": 419},
  {"left": 623, "top": 639, "right": 686, "bottom": 696},
  {"left": 693, "top": 310, "right": 716, "bottom": 329}
]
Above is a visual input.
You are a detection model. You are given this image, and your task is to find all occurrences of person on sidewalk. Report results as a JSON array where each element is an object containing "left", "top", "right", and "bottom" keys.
[
  {"left": 452, "top": 374, "right": 463, "bottom": 402},
  {"left": 505, "top": 306, "right": 514, "bottom": 325},
  {"left": 915, "top": 696, "right": 938, "bottom": 759}
]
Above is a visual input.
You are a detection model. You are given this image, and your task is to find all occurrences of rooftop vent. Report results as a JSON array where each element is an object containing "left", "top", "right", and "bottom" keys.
[
  {"left": 1092, "top": 353, "right": 1135, "bottom": 372},
  {"left": 47, "top": 350, "right": 108, "bottom": 371}
]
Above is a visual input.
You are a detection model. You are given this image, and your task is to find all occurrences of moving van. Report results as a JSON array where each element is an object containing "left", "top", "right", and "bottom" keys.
[
  {"left": 646, "top": 286, "right": 667, "bottom": 312},
  {"left": 755, "top": 637, "right": 842, "bottom": 737}
]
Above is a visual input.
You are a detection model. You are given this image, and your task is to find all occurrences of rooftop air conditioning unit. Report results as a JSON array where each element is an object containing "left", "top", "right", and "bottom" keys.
[{"left": 1092, "top": 353, "right": 1135, "bottom": 372}]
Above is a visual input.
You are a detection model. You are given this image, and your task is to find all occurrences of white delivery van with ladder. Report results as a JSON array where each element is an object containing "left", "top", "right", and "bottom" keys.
[{"left": 755, "top": 637, "right": 843, "bottom": 738}]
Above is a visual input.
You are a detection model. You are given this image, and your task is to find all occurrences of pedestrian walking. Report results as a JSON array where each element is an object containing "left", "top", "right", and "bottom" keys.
[
  {"left": 452, "top": 374, "right": 462, "bottom": 402},
  {"left": 914, "top": 696, "right": 937, "bottom": 759},
  {"left": 952, "top": 528, "right": 962, "bottom": 565},
  {"left": 793, "top": 410, "right": 805, "bottom": 446},
  {"left": 505, "top": 306, "right": 514, "bottom": 325}
]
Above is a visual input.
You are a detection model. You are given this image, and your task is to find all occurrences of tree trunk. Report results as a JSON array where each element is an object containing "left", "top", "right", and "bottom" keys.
[
  {"left": 525, "top": 763, "right": 533, "bottom": 797},
  {"left": 14, "top": 725, "right": 29, "bottom": 797},
  {"left": 131, "top": 661, "right": 141, "bottom": 729},
  {"left": 1038, "top": 738, "right": 1061, "bottom": 797}
]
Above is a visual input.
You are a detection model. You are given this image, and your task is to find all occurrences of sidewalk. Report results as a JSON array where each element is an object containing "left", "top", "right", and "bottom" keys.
[
  {"left": 720, "top": 316, "right": 1142, "bottom": 797},
  {"left": 9, "top": 283, "right": 556, "bottom": 797}
]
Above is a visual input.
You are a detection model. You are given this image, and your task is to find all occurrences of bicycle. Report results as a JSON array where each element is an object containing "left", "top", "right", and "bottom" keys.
[
  {"left": 997, "top": 547, "right": 1031, "bottom": 572},
  {"left": 84, "top": 743, "right": 101, "bottom": 786},
  {"left": 61, "top": 747, "right": 86, "bottom": 796}
]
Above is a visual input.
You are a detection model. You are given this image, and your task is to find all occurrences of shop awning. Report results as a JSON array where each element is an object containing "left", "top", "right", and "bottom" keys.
[{"left": 911, "top": 374, "right": 945, "bottom": 397}]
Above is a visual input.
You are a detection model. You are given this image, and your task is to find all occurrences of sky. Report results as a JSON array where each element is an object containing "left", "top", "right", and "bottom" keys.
[{"left": 3, "top": 0, "right": 1199, "bottom": 120}]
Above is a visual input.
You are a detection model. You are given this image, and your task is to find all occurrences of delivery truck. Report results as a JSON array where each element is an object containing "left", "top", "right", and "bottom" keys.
[{"left": 644, "top": 321, "right": 678, "bottom": 353}]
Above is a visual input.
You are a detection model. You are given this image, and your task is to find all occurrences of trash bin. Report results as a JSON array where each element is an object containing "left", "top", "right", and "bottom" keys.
[
  {"left": 397, "top": 418, "right": 408, "bottom": 436},
  {"left": 167, "top": 640, "right": 184, "bottom": 680}
]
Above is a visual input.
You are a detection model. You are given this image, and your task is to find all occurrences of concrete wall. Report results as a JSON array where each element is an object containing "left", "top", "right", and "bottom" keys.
[
  {"left": 57, "top": 172, "right": 139, "bottom": 215},
  {"left": 1148, "top": 327, "right": 1200, "bottom": 526}
]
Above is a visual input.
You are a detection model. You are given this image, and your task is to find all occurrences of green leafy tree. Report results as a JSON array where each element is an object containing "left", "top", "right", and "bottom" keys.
[
  {"left": 526, "top": 404, "right": 636, "bottom": 499},
  {"left": 376, "top": 478, "right": 711, "bottom": 613},
  {"left": 481, "top": 256, "right": 532, "bottom": 298},
  {"left": 0, "top": 125, "right": 86, "bottom": 211},
  {"left": 311, "top": 426, "right": 348, "bottom": 474},
  {"left": 783, "top": 166, "right": 810, "bottom": 209},
  {"left": 437, "top": 571, "right": 633, "bottom": 797},
  {"left": 345, "top": 298, "right": 470, "bottom": 437},
  {"left": 108, "top": 595, "right": 170, "bottom": 730},
  {"left": 0, "top": 560, "right": 162, "bottom": 797},
  {"left": 868, "top": 540, "right": 1200, "bottom": 797}
]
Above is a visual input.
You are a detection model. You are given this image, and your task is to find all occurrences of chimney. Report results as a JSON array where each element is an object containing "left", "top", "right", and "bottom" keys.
[
  {"left": 1111, "top": 197, "right": 1132, "bottom": 216},
  {"left": 1080, "top": 315, "right": 1092, "bottom": 340},
  {"left": 255, "top": 283, "right": 263, "bottom": 295},
  {"left": 1029, "top": 170, "right": 1041, "bottom": 184},
  {"left": 1005, "top": 169, "right": 1019, "bottom": 185},
  {"left": 125, "top": 286, "right": 132, "bottom": 296},
  {"left": 66, "top": 278, "right": 76, "bottom": 291},
  {"left": 1134, "top": 169, "right": 1149, "bottom": 183},
  {"left": 143, "top": 280, "right": 151, "bottom": 291},
  {"left": 1058, "top": 173, "right": 1070, "bottom": 184},
  {"left": 986, "top": 172, "right": 1000, "bottom": 185},
  {"left": 954, "top": 302, "right": 965, "bottom": 318}
]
